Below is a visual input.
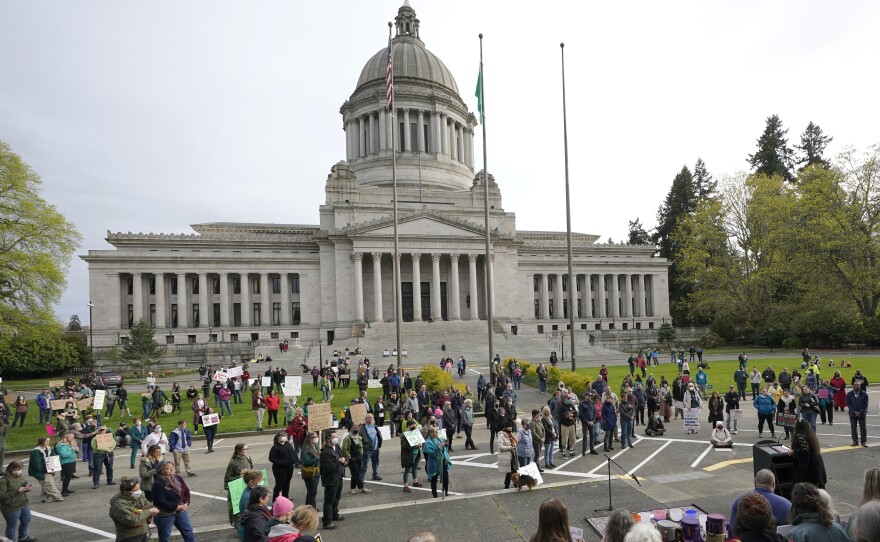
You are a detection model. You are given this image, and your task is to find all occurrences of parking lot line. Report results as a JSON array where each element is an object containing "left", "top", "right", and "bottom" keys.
[
  {"left": 586, "top": 447, "right": 631, "bottom": 476},
  {"left": 629, "top": 440, "right": 672, "bottom": 476},
  {"left": 690, "top": 444, "right": 714, "bottom": 468},
  {"left": 32, "top": 511, "right": 115, "bottom": 539}
]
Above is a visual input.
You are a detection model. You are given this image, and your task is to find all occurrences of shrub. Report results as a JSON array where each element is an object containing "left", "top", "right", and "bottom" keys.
[{"left": 419, "top": 365, "right": 463, "bottom": 394}]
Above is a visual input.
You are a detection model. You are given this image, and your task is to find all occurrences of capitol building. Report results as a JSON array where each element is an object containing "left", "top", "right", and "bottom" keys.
[{"left": 83, "top": 3, "right": 670, "bottom": 349}]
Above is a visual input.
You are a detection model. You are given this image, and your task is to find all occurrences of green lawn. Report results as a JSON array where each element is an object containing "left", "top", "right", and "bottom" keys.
[{"left": 1, "top": 381, "right": 372, "bottom": 452}]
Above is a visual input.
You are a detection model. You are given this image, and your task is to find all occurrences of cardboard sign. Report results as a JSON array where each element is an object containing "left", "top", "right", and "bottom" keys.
[
  {"left": 517, "top": 461, "right": 544, "bottom": 486},
  {"left": 201, "top": 413, "right": 220, "bottom": 427},
  {"left": 307, "top": 402, "right": 333, "bottom": 433},
  {"left": 93, "top": 390, "right": 107, "bottom": 410},
  {"left": 45, "top": 455, "right": 61, "bottom": 473},
  {"left": 349, "top": 403, "right": 368, "bottom": 427},
  {"left": 776, "top": 412, "right": 797, "bottom": 428},
  {"left": 212, "top": 371, "right": 229, "bottom": 383},
  {"left": 48, "top": 380, "right": 64, "bottom": 389},
  {"left": 141, "top": 392, "right": 152, "bottom": 398},
  {"left": 77, "top": 398, "right": 93, "bottom": 410},
  {"left": 226, "top": 366, "right": 243, "bottom": 378},
  {"left": 729, "top": 409, "right": 743, "bottom": 422},
  {"left": 282, "top": 376, "right": 302, "bottom": 397},
  {"left": 683, "top": 408, "right": 701, "bottom": 431},
  {"left": 50, "top": 399, "right": 68, "bottom": 411},
  {"left": 404, "top": 429, "right": 425, "bottom": 447},
  {"left": 261, "top": 376, "right": 272, "bottom": 387},
  {"left": 338, "top": 373, "right": 350, "bottom": 380},
  {"left": 94, "top": 433, "right": 116, "bottom": 451},
  {"left": 368, "top": 379, "right": 382, "bottom": 389},
  {"left": 379, "top": 425, "right": 391, "bottom": 441}
]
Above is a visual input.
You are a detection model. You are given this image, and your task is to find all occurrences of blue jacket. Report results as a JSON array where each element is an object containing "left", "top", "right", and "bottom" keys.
[
  {"left": 168, "top": 427, "right": 192, "bottom": 452},
  {"left": 578, "top": 399, "right": 596, "bottom": 423},
  {"left": 729, "top": 486, "right": 791, "bottom": 534},
  {"left": 600, "top": 402, "right": 617, "bottom": 430},
  {"left": 129, "top": 425, "right": 149, "bottom": 448},
  {"left": 695, "top": 372, "right": 708, "bottom": 385},
  {"left": 753, "top": 394, "right": 776, "bottom": 415},
  {"left": 847, "top": 390, "right": 869, "bottom": 416}
]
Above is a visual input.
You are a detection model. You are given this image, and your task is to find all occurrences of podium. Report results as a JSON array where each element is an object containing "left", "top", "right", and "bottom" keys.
[{"left": 752, "top": 443, "right": 795, "bottom": 499}]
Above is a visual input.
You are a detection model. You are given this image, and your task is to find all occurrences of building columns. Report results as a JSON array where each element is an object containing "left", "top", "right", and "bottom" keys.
[
  {"left": 218, "top": 273, "right": 229, "bottom": 326},
  {"left": 280, "top": 272, "right": 290, "bottom": 325},
  {"left": 432, "top": 111, "right": 442, "bottom": 154},
  {"left": 353, "top": 253, "right": 364, "bottom": 323},
  {"left": 240, "top": 273, "right": 250, "bottom": 326},
  {"left": 539, "top": 274, "right": 549, "bottom": 320},
  {"left": 449, "top": 254, "right": 461, "bottom": 320},
  {"left": 583, "top": 274, "right": 593, "bottom": 319},
  {"left": 378, "top": 110, "right": 387, "bottom": 152},
  {"left": 198, "top": 273, "right": 208, "bottom": 327},
  {"left": 649, "top": 274, "right": 659, "bottom": 317},
  {"left": 372, "top": 253, "right": 383, "bottom": 322},
  {"left": 468, "top": 254, "right": 479, "bottom": 320},
  {"left": 431, "top": 253, "right": 442, "bottom": 320},
  {"left": 555, "top": 274, "right": 564, "bottom": 319},
  {"left": 154, "top": 274, "right": 166, "bottom": 328},
  {"left": 368, "top": 113, "right": 376, "bottom": 155},
  {"left": 131, "top": 273, "right": 143, "bottom": 325},
  {"left": 610, "top": 274, "right": 620, "bottom": 318},
  {"left": 403, "top": 109, "right": 411, "bottom": 152},
  {"left": 622, "top": 274, "right": 632, "bottom": 318},
  {"left": 260, "top": 273, "right": 270, "bottom": 326},
  {"left": 177, "top": 273, "right": 188, "bottom": 328},
  {"left": 411, "top": 253, "right": 422, "bottom": 321},
  {"left": 596, "top": 274, "right": 606, "bottom": 319},
  {"left": 417, "top": 110, "right": 425, "bottom": 152},
  {"left": 637, "top": 274, "right": 646, "bottom": 317},
  {"left": 358, "top": 116, "right": 366, "bottom": 157}
]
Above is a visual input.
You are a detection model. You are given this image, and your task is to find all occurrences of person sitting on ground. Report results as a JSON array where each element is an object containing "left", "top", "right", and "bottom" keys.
[
  {"left": 785, "top": 483, "right": 849, "bottom": 542},
  {"left": 729, "top": 469, "right": 791, "bottom": 536},
  {"left": 645, "top": 414, "right": 665, "bottom": 437},
  {"left": 711, "top": 421, "right": 733, "bottom": 448}
]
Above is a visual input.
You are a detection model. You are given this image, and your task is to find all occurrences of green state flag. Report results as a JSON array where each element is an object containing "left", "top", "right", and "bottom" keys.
[{"left": 475, "top": 64, "right": 483, "bottom": 124}]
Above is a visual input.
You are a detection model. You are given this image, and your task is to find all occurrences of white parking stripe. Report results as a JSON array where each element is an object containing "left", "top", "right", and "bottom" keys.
[
  {"left": 690, "top": 444, "right": 715, "bottom": 468},
  {"left": 629, "top": 440, "right": 673, "bottom": 476},
  {"left": 586, "top": 447, "right": 631, "bottom": 476},
  {"left": 32, "top": 510, "right": 115, "bottom": 538},
  {"left": 190, "top": 490, "right": 228, "bottom": 501}
]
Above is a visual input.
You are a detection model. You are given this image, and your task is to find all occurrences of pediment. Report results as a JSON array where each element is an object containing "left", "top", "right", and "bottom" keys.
[{"left": 343, "top": 211, "right": 492, "bottom": 239}]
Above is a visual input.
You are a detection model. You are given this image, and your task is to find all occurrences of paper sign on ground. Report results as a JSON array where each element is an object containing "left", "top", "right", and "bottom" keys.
[
  {"left": 349, "top": 403, "right": 368, "bottom": 427},
  {"left": 48, "top": 380, "right": 64, "bottom": 389},
  {"left": 308, "top": 402, "right": 333, "bottom": 433},
  {"left": 50, "top": 399, "right": 68, "bottom": 411},
  {"left": 226, "top": 366, "right": 243, "bottom": 378},
  {"left": 404, "top": 429, "right": 425, "bottom": 447},
  {"left": 729, "top": 409, "right": 743, "bottom": 422},
  {"left": 368, "top": 379, "right": 381, "bottom": 389},
  {"left": 201, "top": 413, "right": 220, "bottom": 427},
  {"left": 93, "top": 390, "right": 107, "bottom": 410},
  {"left": 45, "top": 455, "right": 61, "bottom": 473},
  {"left": 683, "top": 408, "right": 701, "bottom": 431},
  {"left": 261, "top": 376, "right": 273, "bottom": 387},
  {"left": 282, "top": 376, "right": 302, "bottom": 397},
  {"left": 517, "top": 461, "right": 544, "bottom": 485}
]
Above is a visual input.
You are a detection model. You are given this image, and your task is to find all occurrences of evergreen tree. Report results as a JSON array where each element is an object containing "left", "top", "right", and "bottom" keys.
[
  {"left": 121, "top": 319, "right": 165, "bottom": 375},
  {"left": 748, "top": 114, "right": 795, "bottom": 182},
  {"left": 795, "top": 121, "right": 833, "bottom": 170},
  {"left": 692, "top": 158, "right": 716, "bottom": 200},
  {"left": 67, "top": 314, "right": 82, "bottom": 331},
  {"left": 653, "top": 165, "right": 695, "bottom": 259},
  {"left": 627, "top": 218, "right": 651, "bottom": 245}
]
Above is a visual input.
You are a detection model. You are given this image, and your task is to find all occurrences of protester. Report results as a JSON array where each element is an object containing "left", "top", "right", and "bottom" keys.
[
  {"left": 264, "top": 390, "right": 280, "bottom": 429},
  {"left": 711, "top": 421, "right": 733, "bottom": 448},
  {"left": 624, "top": 524, "right": 661, "bottom": 542},
  {"left": 601, "top": 395, "right": 618, "bottom": 452},
  {"left": 730, "top": 492, "right": 787, "bottom": 542},
  {"left": 341, "top": 424, "right": 368, "bottom": 494},
  {"left": 847, "top": 381, "right": 869, "bottom": 447},
  {"left": 91, "top": 426, "right": 117, "bottom": 489},
  {"left": 54, "top": 431, "right": 78, "bottom": 497},
  {"left": 139, "top": 444, "right": 163, "bottom": 502},
  {"left": 753, "top": 388, "right": 777, "bottom": 439},
  {"left": 109, "top": 477, "right": 158, "bottom": 542},
  {"left": 360, "top": 414, "right": 382, "bottom": 481},
  {"left": 252, "top": 390, "right": 266, "bottom": 432},
  {"left": 400, "top": 422, "right": 422, "bottom": 493},
  {"left": 0, "top": 460, "right": 34, "bottom": 542},
  {"left": 128, "top": 418, "right": 148, "bottom": 469},
  {"left": 529, "top": 497, "right": 587, "bottom": 542},
  {"left": 300, "top": 431, "right": 321, "bottom": 506},
  {"left": 849, "top": 500, "right": 880, "bottom": 542},
  {"left": 498, "top": 421, "right": 518, "bottom": 489},
  {"left": 423, "top": 425, "right": 451, "bottom": 498},
  {"left": 645, "top": 414, "right": 665, "bottom": 437},
  {"left": 729, "top": 470, "right": 791, "bottom": 535},
  {"left": 462, "top": 399, "right": 477, "bottom": 450},
  {"left": 859, "top": 467, "right": 880, "bottom": 506},
  {"left": 600, "top": 509, "right": 634, "bottom": 542},
  {"left": 269, "top": 431, "right": 296, "bottom": 500},
  {"left": 319, "top": 429, "right": 345, "bottom": 530},
  {"left": 151, "top": 461, "right": 195, "bottom": 542},
  {"left": 267, "top": 504, "right": 320, "bottom": 542},
  {"left": 682, "top": 383, "right": 702, "bottom": 434},
  {"left": 202, "top": 407, "right": 218, "bottom": 453},
  {"left": 239, "top": 486, "right": 271, "bottom": 542},
  {"left": 541, "top": 406, "right": 557, "bottom": 468},
  {"left": 168, "top": 420, "right": 196, "bottom": 477},
  {"left": 224, "top": 443, "right": 254, "bottom": 527},
  {"left": 785, "top": 483, "right": 849, "bottom": 541},
  {"left": 140, "top": 424, "right": 169, "bottom": 456}
]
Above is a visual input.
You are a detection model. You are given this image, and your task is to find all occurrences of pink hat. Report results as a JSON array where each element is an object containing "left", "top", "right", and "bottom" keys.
[
  {"left": 434, "top": 407, "right": 442, "bottom": 417},
  {"left": 272, "top": 496, "right": 294, "bottom": 517}
]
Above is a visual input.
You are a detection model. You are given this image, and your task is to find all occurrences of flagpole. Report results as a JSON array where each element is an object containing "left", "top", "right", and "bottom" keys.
[
  {"left": 561, "top": 43, "right": 576, "bottom": 372},
  {"left": 389, "top": 21, "right": 403, "bottom": 377},
  {"left": 478, "top": 33, "right": 495, "bottom": 383}
]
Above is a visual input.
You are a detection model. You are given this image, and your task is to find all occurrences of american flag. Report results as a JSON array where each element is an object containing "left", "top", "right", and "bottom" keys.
[{"left": 386, "top": 33, "right": 393, "bottom": 107}]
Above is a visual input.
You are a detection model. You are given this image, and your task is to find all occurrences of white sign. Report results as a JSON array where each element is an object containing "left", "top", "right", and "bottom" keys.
[
  {"left": 282, "top": 376, "right": 302, "bottom": 397},
  {"left": 684, "top": 408, "right": 701, "bottom": 431},
  {"left": 569, "top": 526, "right": 585, "bottom": 542},
  {"left": 201, "top": 413, "right": 220, "bottom": 427},
  {"left": 379, "top": 425, "right": 391, "bottom": 441},
  {"left": 212, "top": 371, "right": 229, "bottom": 383},
  {"left": 368, "top": 379, "right": 382, "bottom": 389},
  {"left": 226, "top": 366, "right": 243, "bottom": 378},
  {"left": 261, "top": 376, "right": 273, "bottom": 387},
  {"left": 92, "top": 390, "right": 107, "bottom": 411},
  {"left": 404, "top": 429, "right": 425, "bottom": 447},
  {"left": 517, "top": 461, "right": 544, "bottom": 486},
  {"left": 729, "top": 408, "right": 743, "bottom": 422},
  {"left": 45, "top": 455, "right": 61, "bottom": 473}
]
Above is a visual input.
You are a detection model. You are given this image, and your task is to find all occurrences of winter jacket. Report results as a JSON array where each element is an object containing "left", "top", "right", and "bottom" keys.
[
  {"left": 224, "top": 455, "right": 254, "bottom": 490},
  {"left": 600, "top": 402, "right": 617, "bottom": 430},
  {"left": 55, "top": 442, "right": 77, "bottom": 465},
  {"left": 847, "top": 390, "right": 869, "bottom": 416},
  {"left": 0, "top": 474, "right": 29, "bottom": 513},
  {"left": 753, "top": 394, "right": 776, "bottom": 415},
  {"left": 151, "top": 474, "right": 191, "bottom": 515},
  {"left": 139, "top": 456, "right": 161, "bottom": 491},
  {"left": 319, "top": 444, "right": 345, "bottom": 487},
  {"left": 267, "top": 522, "right": 318, "bottom": 542},
  {"left": 269, "top": 441, "right": 296, "bottom": 470},
  {"left": 28, "top": 447, "right": 54, "bottom": 481},
  {"left": 497, "top": 430, "right": 517, "bottom": 473},
  {"left": 239, "top": 503, "right": 271, "bottom": 542},
  {"left": 264, "top": 395, "right": 281, "bottom": 411},
  {"left": 786, "top": 513, "right": 849, "bottom": 542},
  {"left": 168, "top": 427, "right": 193, "bottom": 452},
  {"left": 109, "top": 491, "right": 153, "bottom": 540},
  {"left": 515, "top": 428, "right": 533, "bottom": 457}
]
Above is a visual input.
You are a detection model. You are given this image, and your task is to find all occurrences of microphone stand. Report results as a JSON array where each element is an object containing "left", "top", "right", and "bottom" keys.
[{"left": 593, "top": 453, "right": 641, "bottom": 513}]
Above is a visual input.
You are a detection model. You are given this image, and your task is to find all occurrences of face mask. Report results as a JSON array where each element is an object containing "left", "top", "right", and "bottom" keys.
[
  {"left": 331, "top": 437, "right": 339, "bottom": 446},
  {"left": 278, "top": 438, "right": 287, "bottom": 444},
  {"left": 154, "top": 427, "right": 162, "bottom": 433},
  {"left": 12, "top": 470, "right": 22, "bottom": 477},
  {"left": 131, "top": 489, "right": 144, "bottom": 498},
  {"left": 312, "top": 437, "right": 319, "bottom": 444},
  {"left": 351, "top": 430, "right": 358, "bottom": 436}
]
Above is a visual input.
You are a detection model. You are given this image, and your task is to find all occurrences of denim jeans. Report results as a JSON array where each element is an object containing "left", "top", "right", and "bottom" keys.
[
  {"left": 91, "top": 452, "right": 114, "bottom": 486},
  {"left": 543, "top": 441, "right": 555, "bottom": 466},
  {"left": 3, "top": 505, "right": 31, "bottom": 541},
  {"left": 725, "top": 412, "right": 738, "bottom": 432},
  {"left": 154, "top": 511, "right": 195, "bottom": 542},
  {"left": 539, "top": 379, "right": 547, "bottom": 393},
  {"left": 517, "top": 455, "right": 530, "bottom": 468},
  {"left": 220, "top": 400, "right": 232, "bottom": 416},
  {"left": 801, "top": 411, "right": 817, "bottom": 431},
  {"left": 361, "top": 449, "right": 380, "bottom": 479},
  {"left": 620, "top": 419, "right": 633, "bottom": 447}
]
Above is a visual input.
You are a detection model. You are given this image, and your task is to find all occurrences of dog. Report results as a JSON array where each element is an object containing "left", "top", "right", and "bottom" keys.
[{"left": 510, "top": 472, "right": 537, "bottom": 491}]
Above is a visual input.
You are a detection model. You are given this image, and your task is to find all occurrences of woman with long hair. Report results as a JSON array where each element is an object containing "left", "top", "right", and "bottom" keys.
[
  {"left": 785, "top": 483, "right": 849, "bottom": 541},
  {"left": 239, "top": 485, "right": 271, "bottom": 542},
  {"left": 54, "top": 431, "right": 78, "bottom": 497},
  {"left": 151, "top": 461, "right": 195, "bottom": 542},
  {"left": 860, "top": 467, "right": 880, "bottom": 506},
  {"left": 529, "top": 497, "right": 578, "bottom": 542},
  {"left": 224, "top": 443, "right": 254, "bottom": 527},
  {"left": 300, "top": 431, "right": 321, "bottom": 508},
  {"left": 790, "top": 419, "right": 826, "bottom": 488},
  {"left": 139, "top": 444, "right": 163, "bottom": 502},
  {"left": 850, "top": 501, "right": 880, "bottom": 542},
  {"left": 202, "top": 407, "right": 218, "bottom": 453},
  {"left": 498, "top": 421, "right": 518, "bottom": 490}
]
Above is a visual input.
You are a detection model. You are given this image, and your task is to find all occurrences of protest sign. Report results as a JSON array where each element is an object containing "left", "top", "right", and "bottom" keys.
[
  {"left": 93, "top": 390, "right": 107, "bottom": 410},
  {"left": 261, "top": 376, "right": 272, "bottom": 388},
  {"left": 817, "top": 388, "right": 829, "bottom": 399},
  {"left": 201, "top": 413, "right": 220, "bottom": 427},
  {"left": 776, "top": 412, "right": 797, "bottom": 428},
  {"left": 229, "top": 469, "right": 269, "bottom": 514},
  {"left": 683, "top": 408, "right": 701, "bottom": 431},
  {"left": 517, "top": 461, "right": 544, "bottom": 486},
  {"left": 212, "top": 371, "right": 229, "bottom": 383},
  {"left": 349, "top": 403, "right": 368, "bottom": 427},
  {"left": 95, "top": 433, "right": 116, "bottom": 451},
  {"left": 368, "top": 379, "right": 381, "bottom": 389},
  {"left": 48, "top": 380, "right": 64, "bottom": 389},
  {"left": 226, "top": 366, "right": 243, "bottom": 378},
  {"left": 308, "top": 402, "right": 332, "bottom": 433},
  {"left": 379, "top": 425, "right": 391, "bottom": 441},
  {"left": 282, "top": 376, "right": 302, "bottom": 397},
  {"left": 50, "top": 399, "right": 68, "bottom": 411},
  {"left": 77, "top": 398, "right": 93, "bottom": 410},
  {"left": 569, "top": 526, "right": 585, "bottom": 542},
  {"left": 729, "top": 409, "right": 743, "bottom": 422},
  {"left": 404, "top": 429, "right": 425, "bottom": 447},
  {"left": 46, "top": 455, "right": 62, "bottom": 473},
  {"left": 141, "top": 392, "right": 152, "bottom": 398}
]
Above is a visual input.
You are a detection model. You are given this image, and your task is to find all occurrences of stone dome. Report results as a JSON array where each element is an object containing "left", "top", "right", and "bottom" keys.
[{"left": 356, "top": 40, "right": 459, "bottom": 95}]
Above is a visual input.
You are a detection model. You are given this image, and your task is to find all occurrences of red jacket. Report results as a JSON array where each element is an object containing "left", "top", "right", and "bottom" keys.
[
  {"left": 286, "top": 416, "right": 308, "bottom": 443},
  {"left": 264, "top": 395, "right": 281, "bottom": 411}
]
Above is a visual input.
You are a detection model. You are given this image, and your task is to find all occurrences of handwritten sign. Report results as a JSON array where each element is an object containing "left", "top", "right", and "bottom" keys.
[
  {"left": 94, "top": 433, "right": 116, "bottom": 452},
  {"left": 517, "top": 461, "right": 544, "bottom": 486},
  {"left": 48, "top": 380, "right": 64, "bottom": 389},
  {"left": 46, "top": 455, "right": 61, "bottom": 473},
  {"left": 228, "top": 468, "right": 268, "bottom": 515},
  {"left": 93, "top": 390, "right": 107, "bottom": 410},
  {"left": 201, "top": 413, "right": 220, "bottom": 427},
  {"left": 368, "top": 379, "right": 382, "bottom": 389},
  {"left": 77, "top": 398, "right": 93, "bottom": 411},
  {"left": 261, "top": 376, "right": 272, "bottom": 387},
  {"left": 404, "top": 429, "right": 425, "bottom": 447},
  {"left": 282, "top": 376, "right": 301, "bottom": 397},
  {"left": 141, "top": 392, "right": 152, "bottom": 398},
  {"left": 349, "top": 403, "right": 368, "bottom": 427},
  {"left": 776, "top": 412, "right": 796, "bottom": 428},
  {"left": 569, "top": 526, "right": 585, "bottom": 542},
  {"left": 684, "top": 408, "right": 701, "bottom": 431},
  {"left": 729, "top": 409, "right": 743, "bottom": 422},
  {"left": 212, "top": 371, "right": 229, "bottom": 383},
  {"left": 50, "top": 399, "right": 68, "bottom": 411},
  {"left": 226, "top": 366, "right": 243, "bottom": 379},
  {"left": 817, "top": 388, "right": 829, "bottom": 399},
  {"left": 307, "top": 402, "right": 332, "bottom": 433}
]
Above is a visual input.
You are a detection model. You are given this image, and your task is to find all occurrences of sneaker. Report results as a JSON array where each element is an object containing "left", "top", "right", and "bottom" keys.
[
  {"left": 413, "top": 481, "right": 423, "bottom": 487},
  {"left": 372, "top": 476, "right": 382, "bottom": 481},
  {"left": 361, "top": 488, "right": 372, "bottom": 493},
  {"left": 403, "top": 485, "right": 411, "bottom": 493},
  {"left": 351, "top": 489, "right": 359, "bottom": 495},
  {"left": 188, "top": 472, "right": 197, "bottom": 477}
]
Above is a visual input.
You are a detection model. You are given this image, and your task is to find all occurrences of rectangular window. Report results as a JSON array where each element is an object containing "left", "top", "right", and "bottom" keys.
[
  {"left": 230, "top": 333, "right": 239, "bottom": 342},
  {"left": 290, "top": 332, "right": 299, "bottom": 339},
  {"left": 272, "top": 277, "right": 281, "bottom": 294},
  {"left": 253, "top": 278, "right": 261, "bottom": 294},
  {"left": 192, "top": 304, "right": 200, "bottom": 327},
  {"left": 212, "top": 303, "right": 220, "bottom": 326},
  {"left": 171, "top": 304, "right": 178, "bottom": 328},
  {"left": 149, "top": 278, "right": 156, "bottom": 295},
  {"left": 212, "top": 277, "right": 220, "bottom": 295},
  {"left": 423, "top": 125, "right": 430, "bottom": 153},
  {"left": 648, "top": 322, "right": 655, "bottom": 329},
  {"left": 577, "top": 299, "right": 583, "bottom": 318},
  {"left": 191, "top": 277, "right": 199, "bottom": 295},
  {"left": 270, "top": 332, "right": 279, "bottom": 339},
  {"left": 170, "top": 277, "right": 178, "bottom": 295},
  {"left": 548, "top": 279, "right": 553, "bottom": 292},
  {"left": 399, "top": 122, "right": 406, "bottom": 151},
  {"left": 127, "top": 304, "right": 133, "bottom": 328},
  {"left": 187, "top": 335, "right": 196, "bottom": 344},
  {"left": 533, "top": 277, "right": 539, "bottom": 292},
  {"left": 272, "top": 302, "right": 281, "bottom": 325},
  {"left": 166, "top": 335, "right": 175, "bottom": 345},
  {"left": 291, "top": 275, "right": 300, "bottom": 294},
  {"left": 622, "top": 323, "right": 628, "bottom": 330},
  {"left": 251, "top": 333, "right": 260, "bottom": 341},
  {"left": 210, "top": 333, "right": 218, "bottom": 342},
  {"left": 149, "top": 304, "right": 156, "bottom": 326},
  {"left": 636, "top": 322, "right": 642, "bottom": 330},
  {"left": 534, "top": 299, "right": 539, "bottom": 319},
  {"left": 609, "top": 323, "right": 615, "bottom": 330},
  {"left": 127, "top": 277, "right": 133, "bottom": 295},
  {"left": 253, "top": 303, "right": 261, "bottom": 326},
  {"left": 563, "top": 299, "right": 569, "bottom": 319},
  {"left": 576, "top": 278, "right": 581, "bottom": 292},
  {"left": 232, "top": 277, "right": 241, "bottom": 295},
  {"left": 292, "top": 302, "right": 301, "bottom": 325},
  {"left": 233, "top": 303, "right": 241, "bottom": 326}
]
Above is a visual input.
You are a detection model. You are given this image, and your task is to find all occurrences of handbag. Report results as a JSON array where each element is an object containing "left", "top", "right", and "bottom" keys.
[{"left": 301, "top": 464, "right": 319, "bottom": 478}]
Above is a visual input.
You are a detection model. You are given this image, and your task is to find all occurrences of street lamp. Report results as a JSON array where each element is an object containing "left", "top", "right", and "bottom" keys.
[{"left": 87, "top": 301, "right": 95, "bottom": 364}]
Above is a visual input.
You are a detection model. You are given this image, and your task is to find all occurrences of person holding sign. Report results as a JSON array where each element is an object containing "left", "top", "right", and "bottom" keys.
[
  {"left": 423, "top": 426, "right": 451, "bottom": 499},
  {"left": 91, "top": 427, "right": 117, "bottom": 489},
  {"left": 752, "top": 388, "right": 777, "bottom": 439},
  {"left": 818, "top": 379, "right": 835, "bottom": 426},
  {"left": 224, "top": 443, "right": 254, "bottom": 527},
  {"left": 54, "top": 432, "right": 78, "bottom": 496},
  {"left": 400, "top": 421, "right": 423, "bottom": 493},
  {"left": 28, "top": 437, "right": 64, "bottom": 502}
]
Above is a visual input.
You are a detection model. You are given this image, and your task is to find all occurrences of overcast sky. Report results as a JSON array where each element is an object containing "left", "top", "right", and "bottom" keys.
[{"left": 2, "top": 1, "right": 879, "bottom": 325}]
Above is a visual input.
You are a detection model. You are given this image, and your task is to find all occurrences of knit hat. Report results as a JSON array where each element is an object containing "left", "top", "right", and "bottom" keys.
[
  {"left": 736, "top": 492, "right": 773, "bottom": 531},
  {"left": 272, "top": 496, "right": 294, "bottom": 517}
]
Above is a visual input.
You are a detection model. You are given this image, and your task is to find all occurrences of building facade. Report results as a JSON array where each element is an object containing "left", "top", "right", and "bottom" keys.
[{"left": 82, "top": 3, "right": 670, "bottom": 348}]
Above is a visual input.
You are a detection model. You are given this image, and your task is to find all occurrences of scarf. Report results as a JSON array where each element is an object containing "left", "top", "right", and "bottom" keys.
[{"left": 162, "top": 473, "right": 183, "bottom": 495}]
